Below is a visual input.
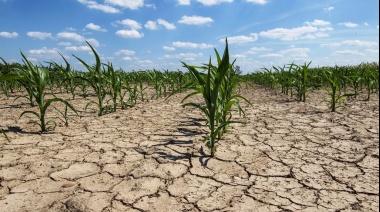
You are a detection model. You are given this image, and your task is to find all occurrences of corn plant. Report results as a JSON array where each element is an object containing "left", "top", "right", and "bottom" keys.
[
  {"left": 292, "top": 61, "right": 320, "bottom": 102},
  {"left": 180, "top": 39, "right": 250, "bottom": 156},
  {"left": 49, "top": 53, "right": 77, "bottom": 100},
  {"left": 1, "top": 129, "right": 10, "bottom": 142},
  {"left": 74, "top": 41, "right": 108, "bottom": 116},
  {"left": 104, "top": 63, "right": 122, "bottom": 112},
  {"left": 2, "top": 52, "right": 77, "bottom": 132},
  {"left": 362, "top": 65, "right": 379, "bottom": 101},
  {"left": 323, "top": 67, "right": 355, "bottom": 112}
]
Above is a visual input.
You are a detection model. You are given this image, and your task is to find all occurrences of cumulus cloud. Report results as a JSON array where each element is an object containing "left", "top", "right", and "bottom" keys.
[
  {"left": 145, "top": 21, "right": 158, "bottom": 30},
  {"left": 122, "top": 57, "right": 132, "bottom": 61},
  {"left": 219, "top": 33, "right": 259, "bottom": 44},
  {"left": 28, "top": 47, "right": 59, "bottom": 56},
  {"left": 164, "top": 52, "right": 203, "bottom": 59},
  {"left": 57, "top": 42, "right": 73, "bottom": 46},
  {"left": 26, "top": 31, "right": 53, "bottom": 40},
  {"left": 115, "top": 49, "right": 135, "bottom": 55},
  {"left": 157, "top": 19, "right": 176, "bottom": 30},
  {"left": 85, "top": 23, "right": 107, "bottom": 32},
  {"left": 304, "top": 19, "right": 331, "bottom": 26},
  {"left": 172, "top": 41, "right": 213, "bottom": 49},
  {"left": 105, "top": 0, "right": 144, "bottom": 10},
  {"left": 251, "top": 47, "right": 272, "bottom": 51},
  {"left": 178, "top": 0, "right": 190, "bottom": 5},
  {"left": 245, "top": 0, "right": 268, "bottom": 5},
  {"left": 178, "top": 15, "right": 213, "bottom": 26},
  {"left": 77, "top": 0, "right": 121, "bottom": 13},
  {"left": 115, "top": 29, "right": 144, "bottom": 38},
  {"left": 321, "top": 40, "right": 378, "bottom": 48},
  {"left": 333, "top": 50, "right": 364, "bottom": 56},
  {"left": 57, "top": 32, "right": 85, "bottom": 42},
  {"left": 145, "top": 3, "right": 156, "bottom": 9},
  {"left": 339, "top": 22, "right": 359, "bottom": 28},
  {"left": 86, "top": 38, "right": 100, "bottom": 47},
  {"left": 259, "top": 19, "right": 333, "bottom": 41},
  {"left": 260, "top": 26, "right": 317, "bottom": 41},
  {"left": 196, "top": 0, "right": 233, "bottom": 6},
  {"left": 0, "top": 31, "right": 18, "bottom": 38},
  {"left": 163, "top": 46, "right": 176, "bottom": 51},
  {"left": 65, "top": 45, "right": 92, "bottom": 52},
  {"left": 117, "top": 19, "right": 142, "bottom": 30},
  {"left": 259, "top": 53, "right": 284, "bottom": 59},
  {"left": 279, "top": 47, "right": 310, "bottom": 59}
]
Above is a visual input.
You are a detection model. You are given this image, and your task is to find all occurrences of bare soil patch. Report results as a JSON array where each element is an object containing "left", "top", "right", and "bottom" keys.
[{"left": 0, "top": 85, "right": 378, "bottom": 211}]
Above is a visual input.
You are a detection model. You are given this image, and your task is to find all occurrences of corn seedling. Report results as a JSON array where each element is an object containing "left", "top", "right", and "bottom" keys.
[
  {"left": 74, "top": 41, "right": 108, "bottom": 116},
  {"left": 5, "top": 52, "right": 78, "bottom": 132},
  {"left": 49, "top": 53, "right": 78, "bottom": 100},
  {"left": 180, "top": 39, "right": 250, "bottom": 156},
  {"left": 292, "top": 61, "right": 320, "bottom": 102},
  {"left": 1, "top": 129, "right": 10, "bottom": 142},
  {"left": 323, "top": 67, "right": 356, "bottom": 112}
]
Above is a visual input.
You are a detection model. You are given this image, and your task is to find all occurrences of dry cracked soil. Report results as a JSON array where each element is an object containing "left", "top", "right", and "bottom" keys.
[{"left": 0, "top": 85, "right": 378, "bottom": 212}]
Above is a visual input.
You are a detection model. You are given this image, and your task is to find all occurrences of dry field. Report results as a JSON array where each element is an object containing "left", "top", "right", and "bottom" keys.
[{"left": 0, "top": 85, "right": 378, "bottom": 212}]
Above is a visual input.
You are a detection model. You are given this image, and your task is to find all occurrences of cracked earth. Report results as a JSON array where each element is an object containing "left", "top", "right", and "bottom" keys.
[{"left": 0, "top": 86, "right": 378, "bottom": 212}]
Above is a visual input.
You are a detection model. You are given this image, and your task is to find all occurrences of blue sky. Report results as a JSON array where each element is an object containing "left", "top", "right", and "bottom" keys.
[{"left": 0, "top": 0, "right": 378, "bottom": 73}]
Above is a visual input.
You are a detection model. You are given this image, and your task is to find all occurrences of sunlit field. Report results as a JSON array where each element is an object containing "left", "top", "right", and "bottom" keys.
[{"left": 0, "top": 42, "right": 379, "bottom": 211}]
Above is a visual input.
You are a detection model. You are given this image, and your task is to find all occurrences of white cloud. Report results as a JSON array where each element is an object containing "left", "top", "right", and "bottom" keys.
[
  {"left": 342, "top": 40, "right": 378, "bottom": 47},
  {"left": 0, "top": 31, "right": 18, "bottom": 38},
  {"left": 220, "top": 33, "right": 259, "bottom": 44},
  {"left": 145, "top": 3, "right": 156, "bottom": 9},
  {"left": 304, "top": 19, "right": 331, "bottom": 26},
  {"left": 259, "top": 20, "right": 333, "bottom": 41},
  {"left": 28, "top": 47, "right": 59, "bottom": 56},
  {"left": 85, "top": 23, "right": 107, "bottom": 32},
  {"left": 157, "top": 19, "right": 176, "bottom": 30},
  {"left": 77, "top": 0, "right": 121, "bottom": 13},
  {"left": 65, "top": 45, "right": 92, "bottom": 52},
  {"left": 259, "top": 53, "right": 284, "bottom": 59},
  {"left": 324, "top": 6, "right": 334, "bottom": 11},
  {"left": 117, "top": 19, "right": 142, "bottom": 30},
  {"left": 339, "top": 22, "right": 358, "bottom": 28},
  {"left": 145, "top": 19, "right": 176, "bottom": 30},
  {"left": 231, "top": 54, "right": 246, "bottom": 58},
  {"left": 279, "top": 47, "right": 310, "bottom": 59},
  {"left": 178, "top": 15, "right": 213, "bottom": 25},
  {"left": 245, "top": 0, "right": 268, "bottom": 5},
  {"left": 333, "top": 50, "right": 364, "bottom": 56},
  {"left": 115, "top": 49, "right": 135, "bottom": 55},
  {"left": 303, "top": 32, "right": 329, "bottom": 39},
  {"left": 251, "top": 47, "right": 272, "bottom": 51},
  {"left": 260, "top": 26, "right": 318, "bottom": 41},
  {"left": 57, "top": 42, "right": 72, "bottom": 46},
  {"left": 122, "top": 57, "right": 132, "bottom": 61},
  {"left": 86, "top": 38, "right": 100, "bottom": 47},
  {"left": 105, "top": 0, "right": 144, "bottom": 10},
  {"left": 26, "top": 31, "right": 53, "bottom": 40},
  {"left": 115, "top": 29, "right": 144, "bottom": 38},
  {"left": 145, "top": 21, "right": 158, "bottom": 30},
  {"left": 364, "top": 22, "right": 369, "bottom": 26},
  {"left": 57, "top": 32, "right": 85, "bottom": 42},
  {"left": 163, "top": 46, "right": 176, "bottom": 51},
  {"left": 321, "top": 40, "right": 378, "bottom": 48},
  {"left": 172, "top": 41, "right": 213, "bottom": 49},
  {"left": 196, "top": 0, "right": 233, "bottom": 6},
  {"left": 178, "top": 0, "right": 190, "bottom": 5},
  {"left": 164, "top": 52, "right": 203, "bottom": 59}
]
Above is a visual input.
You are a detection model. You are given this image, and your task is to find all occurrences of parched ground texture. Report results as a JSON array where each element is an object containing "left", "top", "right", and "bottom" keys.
[{"left": 0, "top": 85, "right": 378, "bottom": 212}]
